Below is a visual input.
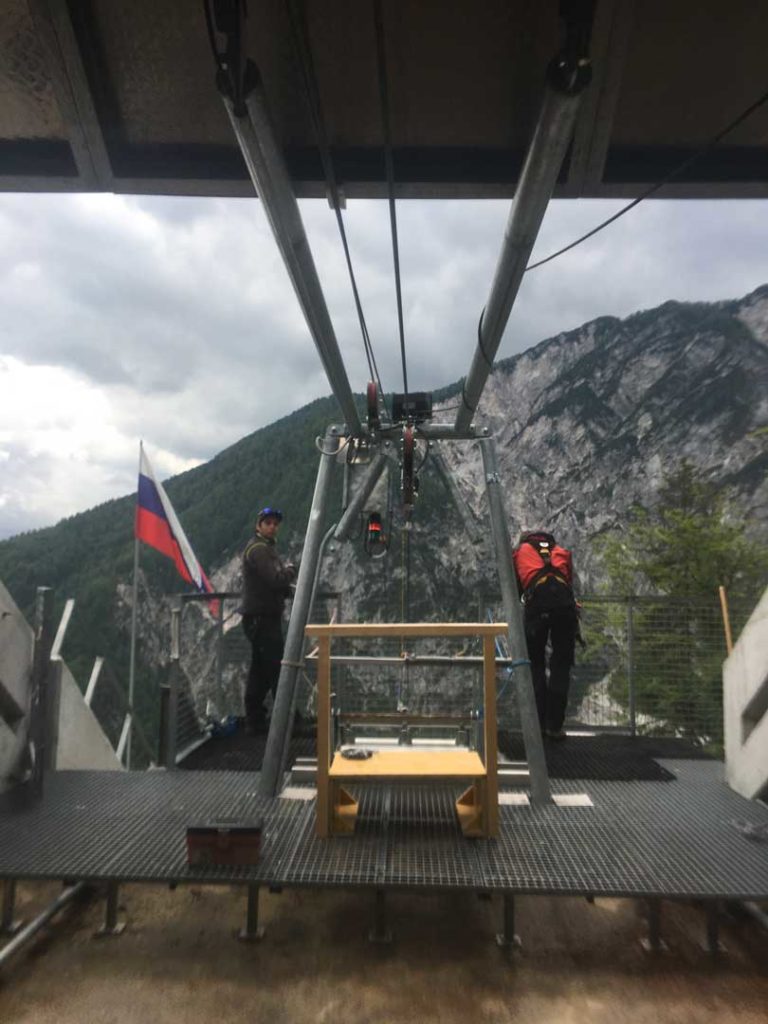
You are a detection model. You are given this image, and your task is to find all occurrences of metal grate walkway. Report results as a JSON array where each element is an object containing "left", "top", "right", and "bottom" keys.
[{"left": 1, "top": 762, "right": 767, "bottom": 899}]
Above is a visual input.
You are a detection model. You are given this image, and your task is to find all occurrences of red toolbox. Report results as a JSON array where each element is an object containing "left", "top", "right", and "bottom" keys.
[{"left": 186, "top": 819, "right": 263, "bottom": 866}]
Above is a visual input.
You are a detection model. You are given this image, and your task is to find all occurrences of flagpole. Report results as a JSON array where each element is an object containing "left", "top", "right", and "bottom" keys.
[{"left": 127, "top": 441, "right": 142, "bottom": 769}]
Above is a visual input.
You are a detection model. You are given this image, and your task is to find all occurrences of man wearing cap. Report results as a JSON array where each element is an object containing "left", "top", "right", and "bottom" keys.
[{"left": 241, "top": 508, "right": 296, "bottom": 733}]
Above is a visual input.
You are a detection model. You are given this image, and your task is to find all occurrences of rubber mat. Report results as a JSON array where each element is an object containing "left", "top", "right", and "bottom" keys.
[{"left": 496, "top": 731, "right": 685, "bottom": 782}]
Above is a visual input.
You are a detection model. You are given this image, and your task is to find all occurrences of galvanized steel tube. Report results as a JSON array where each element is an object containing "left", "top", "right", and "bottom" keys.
[
  {"left": 260, "top": 428, "right": 340, "bottom": 796},
  {"left": 223, "top": 85, "right": 363, "bottom": 435},
  {"left": 455, "top": 85, "right": 584, "bottom": 432},
  {"left": 479, "top": 437, "right": 552, "bottom": 804}
]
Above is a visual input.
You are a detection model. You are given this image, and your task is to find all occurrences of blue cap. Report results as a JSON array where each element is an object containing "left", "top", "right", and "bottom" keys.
[{"left": 257, "top": 507, "right": 283, "bottom": 522}]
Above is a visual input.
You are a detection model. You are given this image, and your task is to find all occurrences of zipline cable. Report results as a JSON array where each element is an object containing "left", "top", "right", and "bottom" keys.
[
  {"left": 526, "top": 84, "right": 768, "bottom": 273},
  {"left": 373, "top": 0, "right": 410, "bottom": 406},
  {"left": 284, "top": 0, "right": 386, "bottom": 405}
]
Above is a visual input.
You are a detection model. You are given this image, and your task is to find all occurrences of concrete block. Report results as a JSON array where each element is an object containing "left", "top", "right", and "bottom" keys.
[{"left": 724, "top": 585, "right": 768, "bottom": 800}]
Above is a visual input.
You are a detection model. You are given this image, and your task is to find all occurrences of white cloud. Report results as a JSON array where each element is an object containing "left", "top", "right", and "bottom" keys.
[{"left": 0, "top": 190, "right": 766, "bottom": 538}]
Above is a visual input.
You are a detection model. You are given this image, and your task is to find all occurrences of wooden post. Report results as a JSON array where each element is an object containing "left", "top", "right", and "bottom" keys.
[
  {"left": 315, "top": 635, "right": 331, "bottom": 837},
  {"left": 718, "top": 586, "right": 734, "bottom": 655}
]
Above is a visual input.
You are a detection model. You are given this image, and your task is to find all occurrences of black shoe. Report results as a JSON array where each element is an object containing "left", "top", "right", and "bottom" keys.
[
  {"left": 245, "top": 718, "right": 268, "bottom": 736},
  {"left": 545, "top": 728, "right": 567, "bottom": 742}
]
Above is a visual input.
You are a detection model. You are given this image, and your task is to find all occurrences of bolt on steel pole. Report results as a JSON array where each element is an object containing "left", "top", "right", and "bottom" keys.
[
  {"left": 479, "top": 438, "right": 552, "bottom": 804},
  {"left": 260, "top": 427, "right": 340, "bottom": 797},
  {"left": 221, "top": 79, "right": 363, "bottom": 435}
]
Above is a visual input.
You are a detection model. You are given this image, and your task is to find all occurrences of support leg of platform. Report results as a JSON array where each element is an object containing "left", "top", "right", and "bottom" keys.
[
  {"left": 95, "top": 881, "right": 126, "bottom": 937},
  {"left": 238, "top": 884, "right": 265, "bottom": 942},
  {"left": 1, "top": 880, "right": 24, "bottom": 935},
  {"left": 496, "top": 893, "right": 521, "bottom": 950},
  {"left": 368, "top": 889, "right": 392, "bottom": 944},
  {"left": 641, "top": 898, "right": 667, "bottom": 953},
  {"left": 702, "top": 901, "right": 726, "bottom": 957}
]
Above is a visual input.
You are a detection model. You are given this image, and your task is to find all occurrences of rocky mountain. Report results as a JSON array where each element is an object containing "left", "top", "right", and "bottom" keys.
[{"left": 1, "top": 285, "right": 766, "bottom": 729}]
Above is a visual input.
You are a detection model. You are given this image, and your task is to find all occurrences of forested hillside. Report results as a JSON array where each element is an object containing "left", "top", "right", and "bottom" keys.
[{"left": 1, "top": 286, "right": 766, "bottom": 735}]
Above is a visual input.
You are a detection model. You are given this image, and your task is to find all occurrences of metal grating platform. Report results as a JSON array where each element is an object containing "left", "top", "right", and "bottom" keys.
[{"left": 1, "top": 763, "right": 767, "bottom": 899}]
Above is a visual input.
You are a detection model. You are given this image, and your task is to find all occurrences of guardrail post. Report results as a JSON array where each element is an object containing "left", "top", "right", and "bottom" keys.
[
  {"left": 29, "top": 587, "right": 55, "bottom": 797},
  {"left": 627, "top": 598, "right": 636, "bottom": 737},
  {"left": 163, "top": 599, "right": 182, "bottom": 770}
]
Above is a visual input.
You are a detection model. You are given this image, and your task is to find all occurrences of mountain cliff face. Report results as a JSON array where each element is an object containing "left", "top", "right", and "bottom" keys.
[
  {"left": 207, "top": 285, "right": 768, "bottom": 645},
  {"left": 435, "top": 287, "right": 768, "bottom": 586},
  {"left": 0, "top": 286, "right": 766, "bottom": 719}
]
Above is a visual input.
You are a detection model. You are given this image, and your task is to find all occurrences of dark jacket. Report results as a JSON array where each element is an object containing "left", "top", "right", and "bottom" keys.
[{"left": 241, "top": 533, "right": 295, "bottom": 617}]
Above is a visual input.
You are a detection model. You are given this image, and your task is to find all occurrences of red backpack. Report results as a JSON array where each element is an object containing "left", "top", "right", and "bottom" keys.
[{"left": 513, "top": 532, "right": 575, "bottom": 611}]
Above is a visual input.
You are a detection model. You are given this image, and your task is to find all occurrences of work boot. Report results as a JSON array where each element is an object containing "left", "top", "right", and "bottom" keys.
[
  {"left": 245, "top": 716, "right": 268, "bottom": 736},
  {"left": 545, "top": 728, "right": 567, "bottom": 742}
]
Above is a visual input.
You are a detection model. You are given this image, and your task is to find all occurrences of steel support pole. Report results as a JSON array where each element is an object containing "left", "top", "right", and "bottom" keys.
[
  {"left": 495, "top": 893, "right": 521, "bottom": 949},
  {"left": 260, "top": 428, "right": 340, "bottom": 797},
  {"left": 627, "top": 598, "right": 636, "bottom": 737},
  {"left": 703, "top": 901, "right": 725, "bottom": 957},
  {"left": 455, "top": 83, "right": 586, "bottom": 433},
  {"left": 95, "top": 881, "right": 125, "bottom": 937},
  {"left": 0, "top": 883, "right": 86, "bottom": 971},
  {"left": 238, "top": 884, "right": 265, "bottom": 942},
  {"left": 222, "top": 85, "right": 362, "bottom": 435},
  {"left": 641, "top": 898, "right": 666, "bottom": 953},
  {"left": 431, "top": 446, "right": 484, "bottom": 546},
  {"left": 333, "top": 449, "right": 388, "bottom": 541},
  {"left": 164, "top": 601, "right": 182, "bottom": 770},
  {"left": 1, "top": 881, "right": 23, "bottom": 936},
  {"left": 29, "top": 587, "right": 55, "bottom": 798},
  {"left": 369, "top": 889, "right": 392, "bottom": 944},
  {"left": 479, "top": 438, "right": 552, "bottom": 804}
]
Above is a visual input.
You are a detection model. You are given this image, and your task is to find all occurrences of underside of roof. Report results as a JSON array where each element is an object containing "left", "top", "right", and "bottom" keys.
[{"left": 1, "top": 0, "right": 767, "bottom": 200}]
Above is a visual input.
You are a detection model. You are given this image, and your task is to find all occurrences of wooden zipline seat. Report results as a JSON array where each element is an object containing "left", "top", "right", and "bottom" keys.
[{"left": 306, "top": 623, "right": 505, "bottom": 838}]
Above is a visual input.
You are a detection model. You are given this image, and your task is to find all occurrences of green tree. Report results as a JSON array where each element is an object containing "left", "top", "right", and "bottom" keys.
[{"left": 597, "top": 461, "right": 768, "bottom": 746}]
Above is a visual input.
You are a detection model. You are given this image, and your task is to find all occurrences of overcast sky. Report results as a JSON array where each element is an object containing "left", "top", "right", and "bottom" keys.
[{"left": 0, "top": 191, "right": 766, "bottom": 539}]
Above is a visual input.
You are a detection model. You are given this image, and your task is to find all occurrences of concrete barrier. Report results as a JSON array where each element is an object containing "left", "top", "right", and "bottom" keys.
[{"left": 724, "top": 585, "right": 768, "bottom": 800}]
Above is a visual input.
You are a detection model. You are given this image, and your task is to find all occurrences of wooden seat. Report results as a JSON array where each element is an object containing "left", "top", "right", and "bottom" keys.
[{"left": 307, "top": 623, "right": 505, "bottom": 839}]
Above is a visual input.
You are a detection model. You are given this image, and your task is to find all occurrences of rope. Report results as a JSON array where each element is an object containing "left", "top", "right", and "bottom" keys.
[
  {"left": 284, "top": 0, "right": 386, "bottom": 402},
  {"left": 373, "top": 0, "right": 409, "bottom": 404},
  {"left": 526, "top": 84, "right": 768, "bottom": 273}
]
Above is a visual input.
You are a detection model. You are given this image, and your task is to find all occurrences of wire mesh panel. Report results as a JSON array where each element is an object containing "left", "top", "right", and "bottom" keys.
[
  {"left": 187, "top": 591, "right": 739, "bottom": 752},
  {"left": 572, "top": 596, "right": 740, "bottom": 749}
]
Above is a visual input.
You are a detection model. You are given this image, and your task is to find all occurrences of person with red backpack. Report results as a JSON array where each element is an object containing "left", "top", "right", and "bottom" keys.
[{"left": 512, "top": 530, "right": 579, "bottom": 741}]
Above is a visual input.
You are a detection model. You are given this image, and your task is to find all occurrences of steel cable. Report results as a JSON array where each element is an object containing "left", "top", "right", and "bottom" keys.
[
  {"left": 526, "top": 84, "right": 768, "bottom": 273},
  {"left": 373, "top": 0, "right": 410, "bottom": 405},
  {"left": 284, "top": 0, "right": 386, "bottom": 405}
]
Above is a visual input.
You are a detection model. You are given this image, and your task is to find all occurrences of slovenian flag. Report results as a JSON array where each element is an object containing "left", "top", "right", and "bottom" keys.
[{"left": 135, "top": 445, "right": 218, "bottom": 613}]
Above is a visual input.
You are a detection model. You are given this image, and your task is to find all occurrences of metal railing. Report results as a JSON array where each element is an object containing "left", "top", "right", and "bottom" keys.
[
  {"left": 172, "top": 591, "right": 743, "bottom": 754},
  {"left": 569, "top": 595, "right": 745, "bottom": 748},
  {"left": 85, "top": 655, "right": 157, "bottom": 767}
]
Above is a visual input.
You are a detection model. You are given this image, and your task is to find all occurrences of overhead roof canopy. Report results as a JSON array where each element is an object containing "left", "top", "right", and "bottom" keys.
[{"left": 2, "top": 0, "right": 767, "bottom": 200}]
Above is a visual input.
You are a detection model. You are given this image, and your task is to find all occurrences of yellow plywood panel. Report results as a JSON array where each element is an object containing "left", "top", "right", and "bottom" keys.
[
  {"left": 329, "top": 749, "right": 485, "bottom": 780},
  {"left": 306, "top": 622, "right": 507, "bottom": 638}
]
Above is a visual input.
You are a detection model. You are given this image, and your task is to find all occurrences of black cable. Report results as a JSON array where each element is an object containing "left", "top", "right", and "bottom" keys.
[
  {"left": 284, "top": 0, "right": 387, "bottom": 407},
  {"left": 373, "top": 0, "right": 410, "bottom": 405},
  {"left": 460, "top": 307, "right": 493, "bottom": 413},
  {"left": 526, "top": 84, "right": 768, "bottom": 273}
]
